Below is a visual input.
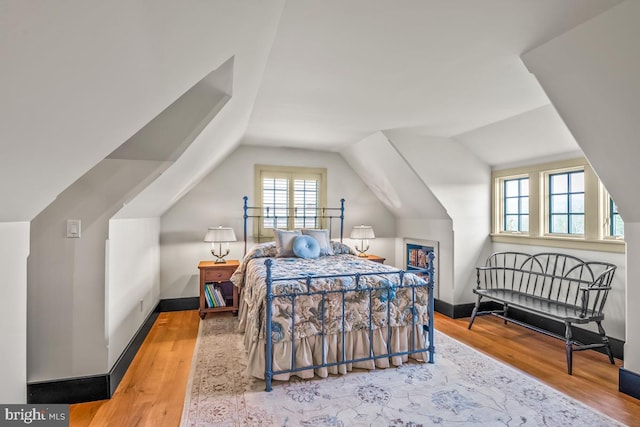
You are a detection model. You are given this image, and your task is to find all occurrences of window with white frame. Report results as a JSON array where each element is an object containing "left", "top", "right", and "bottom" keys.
[
  {"left": 548, "top": 170, "right": 584, "bottom": 235},
  {"left": 503, "top": 177, "right": 529, "bottom": 233},
  {"left": 255, "top": 165, "right": 327, "bottom": 234},
  {"left": 609, "top": 198, "right": 624, "bottom": 238},
  {"left": 492, "top": 158, "right": 624, "bottom": 252}
]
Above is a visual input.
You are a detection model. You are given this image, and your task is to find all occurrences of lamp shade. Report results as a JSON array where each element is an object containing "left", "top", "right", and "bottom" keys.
[
  {"left": 204, "top": 226, "right": 236, "bottom": 242},
  {"left": 350, "top": 225, "right": 375, "bottom": 240}
]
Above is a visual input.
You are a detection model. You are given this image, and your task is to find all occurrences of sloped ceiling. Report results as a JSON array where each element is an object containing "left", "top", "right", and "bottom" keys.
[
  {"left": 244, "top": 0, "right": 620, "bottom": 158},
  {"left": 341, "top": 132, "right": 448, "bottom": 219},
  {"left": 455, "top": 105, "right": 583, "bottom": 169},
  {"left": 0, "top": 0, "right": 285, "bottom": 221},
  {"left": 522, "top": 0, "right": 640, "bottom": 221},
  {"left": 1, "top": 0, "right": 624, "bottom": 222}
]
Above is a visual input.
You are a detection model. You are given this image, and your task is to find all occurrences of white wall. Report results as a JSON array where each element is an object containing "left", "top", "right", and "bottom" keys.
[
  {"left": 624, "top": 224, "right": 640, "bottom": 372},
  {"left": 28, "top": 159, "right": 166, "bottom": 382},
  {"left": 340, "top": 132, "right": 457, "bottom": 303},
  {"left": 522, "top": 0, "right": 640, "bottom": 222},
  {"left": 160, "top": 145, "right": 396, "bottom": 299},
  {"left": 0, "top": 222, "right": 29, "bottom": 403},
  {"left": 388, "top": 131, "right": 493, "bottom": 305},
  {"left": 106, "top": 218, "right": 160, "bottom": 369},
  {"left": 522, "top": 0, "right": 638, "bottom": 368}
]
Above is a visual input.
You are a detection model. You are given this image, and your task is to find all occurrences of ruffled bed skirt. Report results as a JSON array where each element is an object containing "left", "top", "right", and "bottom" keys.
[{"left": 239, "top": 299, "right": 429, "bottom": 381}]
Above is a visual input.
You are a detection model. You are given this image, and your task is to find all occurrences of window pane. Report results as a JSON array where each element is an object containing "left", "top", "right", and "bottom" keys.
[
  {"left": 613, "top": 215, "right": 624, "bottom": 237},
  {"left": 505, "top": 180, "right": 519, "bottom": 197},
  {"left": 294, "top": 179, "right": 319, "bottom": 228},
  {"left": 611, "top": 200, "right": 619, "bottom": 214},
  {"left": 551, "top": 195, "right": 568, "bottom": 213},
  {"left": 502, "top": 177, "right": 529, "bottom": 233},
  {"left": 520, "top": 215, "right": 529, "bottom": 232},
  {"left": 610, "top": 198, "right": 624, "bottom": 237},
  {"left": 263, "top": 177, "right": 289, "bottom": 229},
  {"left": 570, "top": 194, "right": 584, "bottom": 213},
  {"left": 549, "top": 170, "right": 584, "bottom": 235},
  {"left": 570, "top": 172, "right": 584, "bottom": 192},
  {"left": 571, "top": 214, "right": 585, "bottom": 234},
  {"left": 551, "top": 215, "right": 568, "bottom": 234},
  {"left": 551, "top": 174, "right": 567, "bottom": 193},
  {"left": 505, "top": 215, "right": 519, "bottom": 231},
  {"left": 505, "top": 198, "right": 519, "bottom": 214}
]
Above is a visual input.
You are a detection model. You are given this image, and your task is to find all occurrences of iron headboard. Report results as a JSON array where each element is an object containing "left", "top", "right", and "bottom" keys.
[{"left": 242, "top": 196, "right": 345, "bottom": 254}]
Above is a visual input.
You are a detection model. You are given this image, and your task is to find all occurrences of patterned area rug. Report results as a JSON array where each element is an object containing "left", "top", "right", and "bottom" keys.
[{"left": 180, "top": 315, "right": 624, "bottom": 427}]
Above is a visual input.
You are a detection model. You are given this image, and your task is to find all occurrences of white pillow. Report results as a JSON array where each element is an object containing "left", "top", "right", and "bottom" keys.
[
  {"left": 272, "top": 229, "right": 301, "bottom": 257},
  {"left": 301, "top": 229, "right": 334, "bottom": 256}
]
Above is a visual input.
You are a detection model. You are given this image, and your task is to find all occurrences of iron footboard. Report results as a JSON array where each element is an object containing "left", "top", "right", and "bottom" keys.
[{"left": 263, "top": 251, "right": 435, "bottom": 392}]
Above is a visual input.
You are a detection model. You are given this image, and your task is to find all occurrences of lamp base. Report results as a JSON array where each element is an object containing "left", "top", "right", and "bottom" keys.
[
  {"left": 357, "top": 253, "right": 368, "bottom": 257},
  {"left": 211, "top": 248, "right": 230, "bottom": 264}
]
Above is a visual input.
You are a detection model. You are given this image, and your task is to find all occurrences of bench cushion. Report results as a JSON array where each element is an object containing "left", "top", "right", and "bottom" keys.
[{"left": 474, "top": 288, "right": 603, "bottom": 323}]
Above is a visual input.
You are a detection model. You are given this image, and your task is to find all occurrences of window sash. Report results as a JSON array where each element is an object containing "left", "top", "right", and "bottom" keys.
[
  {"left": 503, "top": 177, "right": 529, "bottom": 233},
  {"left": 256, "top": 165, "right": 327, "bottom": 235},
  {"left": 548, "top": 171, "right": 584, "bottom": 235},
  {"left": 610, "top": 198, "right": 624, "bottom": 237}
]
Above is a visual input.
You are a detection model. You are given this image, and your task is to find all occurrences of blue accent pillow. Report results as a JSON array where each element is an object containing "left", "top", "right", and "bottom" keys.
[{"left": 292, "top": 235, "right": 321, "bottom": 259}]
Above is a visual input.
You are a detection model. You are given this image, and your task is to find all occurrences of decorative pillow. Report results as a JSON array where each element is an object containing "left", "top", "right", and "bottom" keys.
[
  {"left": 301, "top": 229, "right": 334, "bottom": 256},
  {"left": 272, "top": 229, "right": 301, "bottom": 257},
  {"left": 292, "top": 235, "right": 321, "bottom": 259}
]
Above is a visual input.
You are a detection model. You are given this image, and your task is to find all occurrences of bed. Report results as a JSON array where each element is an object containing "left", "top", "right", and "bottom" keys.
[{"left": 231, "top": 197, "right": 435, "bottom": 391}]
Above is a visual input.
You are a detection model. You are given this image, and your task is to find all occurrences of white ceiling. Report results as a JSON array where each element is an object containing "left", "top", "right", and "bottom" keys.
[
  {"left": 244, "top": 0, "right": 621, "bottom": 164},
  {"left": 0, "top": 0, "right": 624, "bottom": 222}
]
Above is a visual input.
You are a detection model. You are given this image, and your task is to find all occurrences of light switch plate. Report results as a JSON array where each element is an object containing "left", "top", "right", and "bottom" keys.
[{"left": 67, "top": 219, "right": 81, "bottom": 238}]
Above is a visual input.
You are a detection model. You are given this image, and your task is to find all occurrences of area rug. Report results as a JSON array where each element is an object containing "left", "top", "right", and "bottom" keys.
[{"left": 180, "top": 315, "right": 625, "bottom": 427}]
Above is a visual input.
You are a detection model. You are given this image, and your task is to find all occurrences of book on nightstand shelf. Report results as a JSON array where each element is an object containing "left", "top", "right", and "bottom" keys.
[
  {"left": 204, "top": 284, "right": 214, "bottom": 307},
  {"left": 214, "top": 286, "right": 225, "bottom": 307},
  {"left": 204, "top": 283, "right": 226, "bottom": 308}
]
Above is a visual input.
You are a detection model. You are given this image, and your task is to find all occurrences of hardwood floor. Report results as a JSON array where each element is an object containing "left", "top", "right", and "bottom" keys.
[
  {"left": 70, "top": 310, "right": 201, "bottom": 427},
  {"left": 70, "top": 310, "right": 640, "bottom": 426}
]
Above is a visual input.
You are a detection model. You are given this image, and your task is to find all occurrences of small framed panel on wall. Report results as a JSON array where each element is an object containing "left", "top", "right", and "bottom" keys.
[{"left": 404, "top": 238, "right": 439, "bottom": 299}]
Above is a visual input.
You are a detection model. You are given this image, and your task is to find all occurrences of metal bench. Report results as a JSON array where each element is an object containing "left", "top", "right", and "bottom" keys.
[{"left": 468, "top": 251, "right": 617, "bottom": 374}]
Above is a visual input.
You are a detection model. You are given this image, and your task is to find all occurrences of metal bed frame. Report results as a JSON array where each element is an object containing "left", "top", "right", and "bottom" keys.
[{"left": 241, "top": 196, "right": 435, "bottom": 391}]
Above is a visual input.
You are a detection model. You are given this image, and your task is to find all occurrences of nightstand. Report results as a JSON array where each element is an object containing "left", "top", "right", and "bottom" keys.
[
  {"left": 363, "top": 254, "right": 385, "bottom": 264},
  {"left": 198, "top": 260, "right": 239, "bottom": 319}
]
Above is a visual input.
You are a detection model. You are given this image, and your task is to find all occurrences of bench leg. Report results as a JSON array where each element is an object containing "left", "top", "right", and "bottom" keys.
[
  {"left": 565, "top": 322, "right": 573, "bottom": 375},
  {"left": 503, "top": 303, "right": 508, "bottom": 325},
  {"left": 597, "top": 321, "right": 615, "bottom": 365},
  {"left": 468, "top": 295, "right": 481, "bottom": 329}
]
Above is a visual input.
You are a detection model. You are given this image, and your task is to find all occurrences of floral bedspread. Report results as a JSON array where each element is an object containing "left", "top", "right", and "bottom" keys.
[{"left": 231, "top": 242, "right": 431, "bottom": 343}]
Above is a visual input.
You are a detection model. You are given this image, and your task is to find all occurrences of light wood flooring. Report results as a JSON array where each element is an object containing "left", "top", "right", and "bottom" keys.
[{"left": 70, "top": 310, "right": 640, "bottom": 426}]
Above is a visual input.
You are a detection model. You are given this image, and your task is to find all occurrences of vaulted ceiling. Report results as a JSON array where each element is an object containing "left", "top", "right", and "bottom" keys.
[
  {"left": 0, "top": 0, "right": 623, "bottom": 221},
  {"left": 245, "top": 0, "right": 620, "bottom": 160}
]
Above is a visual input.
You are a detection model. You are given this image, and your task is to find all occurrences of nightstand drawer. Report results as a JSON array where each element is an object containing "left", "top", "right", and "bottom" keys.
[{"left": 204, "top": 268, "right": 234, "bottom": 282}]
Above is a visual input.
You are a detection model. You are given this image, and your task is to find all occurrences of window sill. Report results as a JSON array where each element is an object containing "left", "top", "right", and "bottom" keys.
[{"left": 490, "top": 233, "right": 625, "bottom": 253}]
